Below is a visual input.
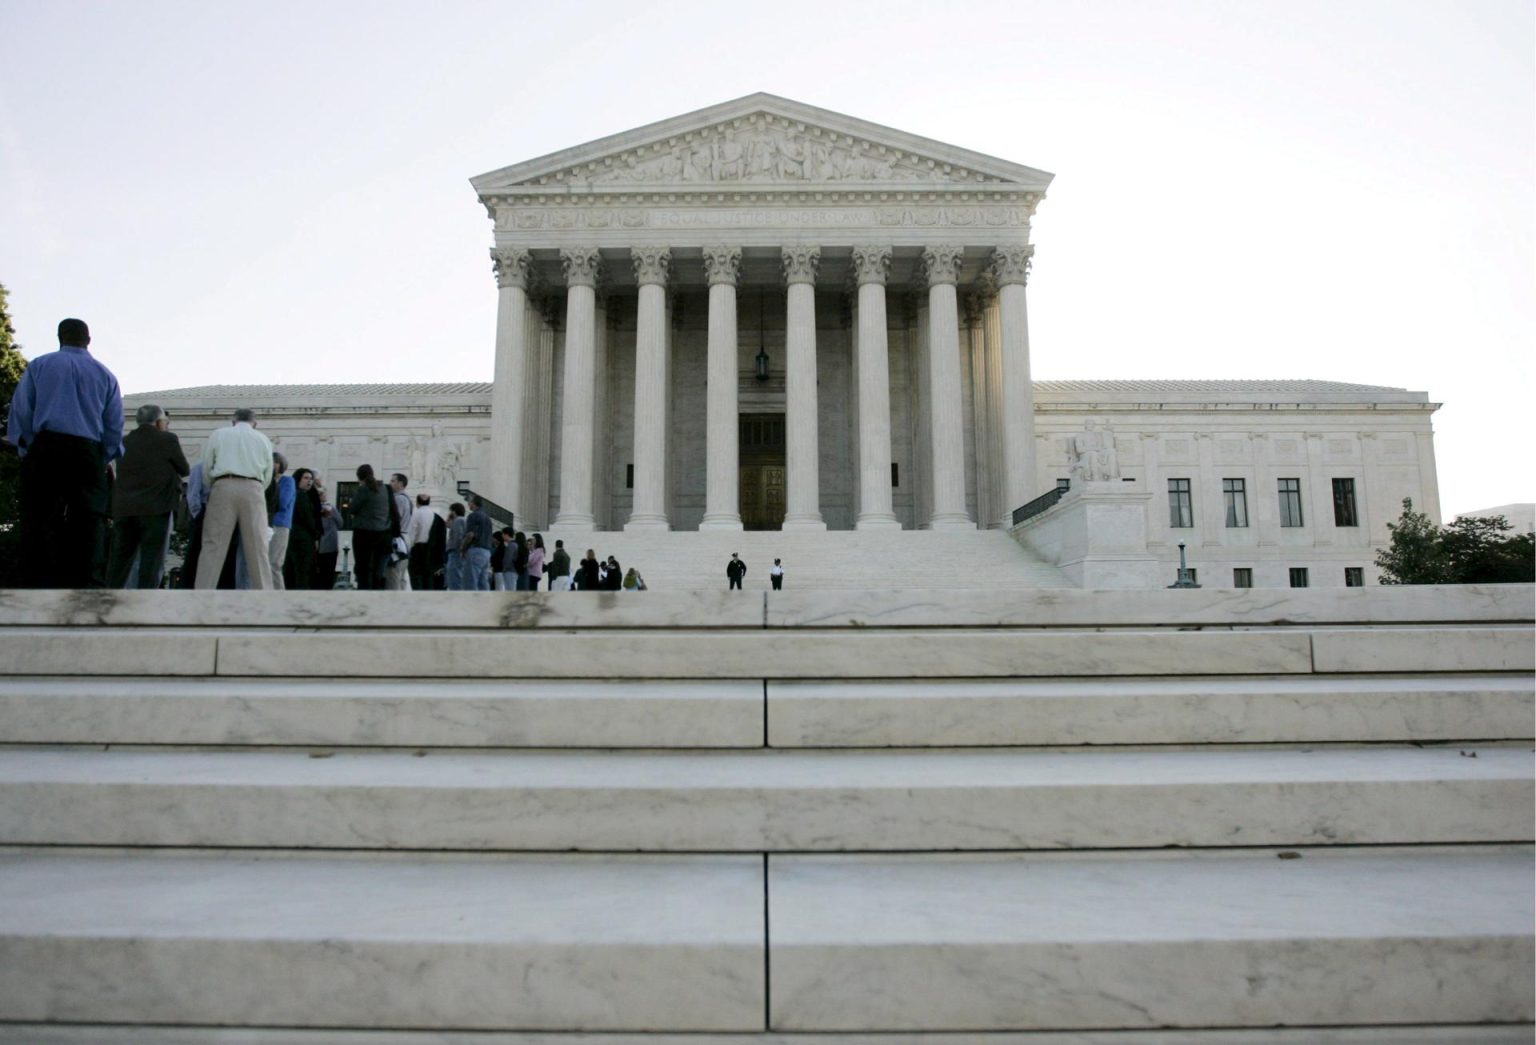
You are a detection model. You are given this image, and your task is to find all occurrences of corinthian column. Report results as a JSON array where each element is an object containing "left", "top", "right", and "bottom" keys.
[
  {"left": 488, "top": 247, "right": 532, "bottom": 516},
  {"left": 782, "top": 246, "right": 825, "bottom": 531},
  {"left": 700, "top": 246, "right": 743, "bottom": 530},
  {"left": 923, "top": 245, "right": 973, "bottom": 530},
  {"left": 993, "top": 245, "right": 1037, "bottom": 523},
  {"left": 554, "top": 248, "right": 601, "bottom": 532},
  {"left": 626, "top": 247, "right": 672, "bottom": 531},
  {"left": 851, "top": 246, "right": 900, "bottom": 530}
]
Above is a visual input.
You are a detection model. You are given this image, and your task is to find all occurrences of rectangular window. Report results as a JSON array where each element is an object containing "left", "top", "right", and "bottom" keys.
[
  {"left": 1056, "top": 478, "right": 1071, "bottom": 491},
  {"left": 1332, "top": 478, "right": 1359, "bottom": 527},
  {"left": 1233, "top": 567, "right": 1253, "bottom": 588},
  {"left": 891, "top": 462, "right": 899, "bottom": 488},
  {"left": 1345, "top": 567, "right": 1364, "bottom": 587},
  {"left": 1168, "top": 479, "right": 1193, "bottom": 528},
  {"left": 1278, "top": 478, "right": 1304, "bottom": 527},
  {"left": 1223, "top": 478, "right": 1249, "bottom": 527},
  {"left": 1289, "top": 567, "right": 1310, "bottom": 588},
  {"left": 625, "top": 464, "right": 634, "bottom": 489}
]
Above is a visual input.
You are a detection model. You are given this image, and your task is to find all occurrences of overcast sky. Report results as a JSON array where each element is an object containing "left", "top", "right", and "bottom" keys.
[{"left": 1, "top": 0, "right": 1530, "bottom": 518}]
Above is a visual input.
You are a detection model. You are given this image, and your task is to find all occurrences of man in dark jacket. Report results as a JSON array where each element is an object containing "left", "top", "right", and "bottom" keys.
[{"left": 105, "top": 404, "right": 190, "bottom": 589}]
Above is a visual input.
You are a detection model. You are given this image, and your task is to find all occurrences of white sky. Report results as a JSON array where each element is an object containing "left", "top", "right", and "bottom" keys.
[{"left": 1, "top": 0, "right": 1530, "bottom": 518}]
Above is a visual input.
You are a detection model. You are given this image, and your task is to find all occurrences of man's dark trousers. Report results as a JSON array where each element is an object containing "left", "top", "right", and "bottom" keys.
[
  {"left": 19, "top": 431, "right": 108, "bottom": 588},
  {"left": 105, "top": 513, "right": 173, "bottom": 589}
]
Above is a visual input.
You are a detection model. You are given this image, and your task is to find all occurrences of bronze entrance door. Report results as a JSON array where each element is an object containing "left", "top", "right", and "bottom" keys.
[{"left": 739, "top": 413, "right": 786, "bottom": 531}]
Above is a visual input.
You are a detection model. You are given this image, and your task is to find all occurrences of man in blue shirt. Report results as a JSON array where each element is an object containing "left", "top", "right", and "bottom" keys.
[
  {"left": 459, "top": 495, "right": 494, "bottom": 592},
  {"left": 5, "top": 318, "right": 123, "bottom": 588}
]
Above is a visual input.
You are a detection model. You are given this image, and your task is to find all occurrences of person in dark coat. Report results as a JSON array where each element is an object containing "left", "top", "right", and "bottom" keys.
[
  {"left": 427, "top": 511, "right": 447, "bottom": 589},
  {"left": 284, "top": 468, "right": 323, "bottom": 589},
  {"left": 105, "top": 404, "right": 189, "bottom": 589},
  {"left": 577, "top": 549, "right": 600, "bottom": 591}
]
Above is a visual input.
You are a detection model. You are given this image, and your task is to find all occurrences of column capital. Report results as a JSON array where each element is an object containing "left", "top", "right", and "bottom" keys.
[
  {"left": 702, "top": 246, "right": 742, "bottom": 286},
  {"left": 962, "top": 291, "right": 989, "bottom": 327},
  {"left": 491, "top": 247, "right": 533, "bottom": 290},
  {"left": 560, "top": 248, "right": 603, "bottom": 289},
  {"left": 630, "top": 246, "right": 672, "bottom": 287},
  {"left": 921, "top": 245, "right": 965, "bottom": 287},
  {"left": 990, "top": 245, "right": 1035, "bottom": 287},
  {"left": 782, "top": 246, "right": 821, "bottom": 286},
  {"left": 850, "top": 245, "right": 892, "bottom": 287}
]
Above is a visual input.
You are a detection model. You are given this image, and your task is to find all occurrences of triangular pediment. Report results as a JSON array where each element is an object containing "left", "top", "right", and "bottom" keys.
[{"left": 472, "top": 93, "right": 1054, "bottom": 194}]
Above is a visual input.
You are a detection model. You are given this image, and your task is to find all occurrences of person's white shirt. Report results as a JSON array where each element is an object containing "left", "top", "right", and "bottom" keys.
[
  {"left": 770, "top": 563, "right": 784, "bottom": 577},
  {"left": 407, "top": 505, "right": 435, "bottom": 547}
]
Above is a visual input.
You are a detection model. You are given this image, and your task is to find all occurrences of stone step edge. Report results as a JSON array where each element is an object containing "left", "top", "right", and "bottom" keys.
[{"left": 3, "top": 746, "right": 1527, "bottom": 851}]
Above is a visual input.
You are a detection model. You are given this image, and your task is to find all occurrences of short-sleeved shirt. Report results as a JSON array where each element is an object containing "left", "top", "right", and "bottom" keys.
[{"left": 463, "top": 509, "right": 494, "bottom": 550}]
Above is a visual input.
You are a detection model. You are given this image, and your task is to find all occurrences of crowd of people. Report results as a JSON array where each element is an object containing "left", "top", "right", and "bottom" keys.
[{"left": 6, "top": 318, "right": 793, "bottom": 593}]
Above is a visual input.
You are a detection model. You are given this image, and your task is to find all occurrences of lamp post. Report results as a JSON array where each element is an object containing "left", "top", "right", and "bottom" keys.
[{"left": 1168, "top": 541, "right": 1201, "bottom": 589}]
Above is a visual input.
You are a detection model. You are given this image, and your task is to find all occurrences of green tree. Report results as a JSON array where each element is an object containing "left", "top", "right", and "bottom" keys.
[
  {"left": 1375, "top": 498, "right": 1453, "bottom": 584},
  {"left": 1377, "top": 499, "right": 1535, "bottom": 585},
  {"left": 0, "top": 283, "right": 27, "bottom": 586},
  {"left": 1442, "top": 514, "right": 1535, "bottom": 584}
]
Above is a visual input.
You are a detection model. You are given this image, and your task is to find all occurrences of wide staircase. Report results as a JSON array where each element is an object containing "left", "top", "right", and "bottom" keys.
[
  {"left": 497, "top": 528, "right": 1073, "bottom": 590},
  {"left": 0, "top": 583, "right": 1531, "bottom": 1042}
]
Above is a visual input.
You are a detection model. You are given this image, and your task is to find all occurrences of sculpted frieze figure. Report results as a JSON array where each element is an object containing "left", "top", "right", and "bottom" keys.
[{"left": 563, "top": 119, "right": 974, "bottom": 186}]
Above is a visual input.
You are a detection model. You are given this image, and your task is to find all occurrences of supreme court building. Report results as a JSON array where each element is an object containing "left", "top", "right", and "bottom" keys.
[{"left": 127, "top": 95, "right": 1444, "bottom": 587}]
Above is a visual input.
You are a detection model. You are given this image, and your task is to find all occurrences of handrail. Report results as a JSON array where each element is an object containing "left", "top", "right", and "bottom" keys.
[
  {"left": 456, "top": 487, "right": 515, "bottom": 530},
  {"left": 1012, "top": 483, "right": 1069, "bottom": 526}
]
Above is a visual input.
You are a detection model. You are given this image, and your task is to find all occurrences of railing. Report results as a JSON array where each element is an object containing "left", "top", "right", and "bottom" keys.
[
  {"left": 1011, "top": 483, "right": 1069, "bottom": 526},
  {"left": 455, "top": 485, "right": 515, "bottom": 531}
]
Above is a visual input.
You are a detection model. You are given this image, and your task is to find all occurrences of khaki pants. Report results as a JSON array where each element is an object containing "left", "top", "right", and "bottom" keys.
[
  {"left": 196, "top": 478, "right": 273, "bottom": 590},
  {"left": 268, "top": 526, "right": 291, "bottom": 591}
]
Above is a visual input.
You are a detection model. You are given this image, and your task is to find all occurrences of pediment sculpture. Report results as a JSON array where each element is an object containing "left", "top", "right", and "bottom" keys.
[{"left": 528, "top": 117, "right": 1000, "bottom": 187}]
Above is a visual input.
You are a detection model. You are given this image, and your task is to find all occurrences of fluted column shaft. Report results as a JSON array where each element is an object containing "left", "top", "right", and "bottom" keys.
[
  {"left": 782, "top": 247, "right": 825, "bottom": 530},
  {"left": 554, "top": 248, "right": 601, "bottom": 531},
  {"left": 852, "top": 246, "right": 900, "bottom": 530},
  {"left": 924, "top": 246, "right": 973, "bottom": 530},
  {"left": 700, "top": 247, "right": 743, "bottom": 530},
  {"left": 626, "top": 248, "right": 672, "bottom": 530},
  {"left": 994, "top": 246, "right": 1038, "bottom": 523},
  {"left": 488, "top": 248, "right": 532, "bottom": 517}
]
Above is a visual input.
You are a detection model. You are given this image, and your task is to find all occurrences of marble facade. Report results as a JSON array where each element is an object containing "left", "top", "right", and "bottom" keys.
[{"left": 120, "top": 95, "right": 1445, "bottom": 587}]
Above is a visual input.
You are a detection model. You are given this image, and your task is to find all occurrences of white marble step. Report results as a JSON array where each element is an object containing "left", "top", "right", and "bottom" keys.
[
  {"left": 0, "top": 848, "right": 1528, "bottom": 1034},
  {"left": 8, "top": 624, "right": 1530, "bottom": 679},
  {"left": 1, "top": 674, "right": 1529, "bottom": 750},
  {"left": 489, "top": 529, "right": 1073, "bottom": 591},
  {"left": 2, "top": 1028, "right": 1533, "bottom": 1044},
  {"left": 768, "top": 847, "right": 1535, "bottom": 1030},
  {"left": 768, "top": 673, "right": 1536, "bottom": 747},
  {"left": 0, "top": 850, "right": 764, "bottom": 1031},
  {"left": 3, "top": 746, "right": 1528, "bottom": 851},
  {"left": 0, "top": 678, "right": 765, "bottom": 748},
  {"left": 1, "top": 583, "right": 1526, "bottom": 629}
]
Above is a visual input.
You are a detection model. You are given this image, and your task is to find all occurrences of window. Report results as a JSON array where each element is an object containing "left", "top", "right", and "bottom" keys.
[
  {"left": 1056, "top": 478, "right": 1071, "bottom": 491},
  {"left": 1168, "top": 479, "right": 1193, "bottom": 528},
  {"left": 625, "top": 464, "right": 634, "bottom": 489},
  {"left": 1278, "top": 478, "right": 1304, "bottom": 527},
  {"left": 1345, "top": 567, "right": 1364, "bottom": 587},
  {"left": 891, "top": 462, "right": 900, "bottom": 488},
  {"left": 1233, "top": 567, "right": 1253, "bottom": 588},
  {"left": 1332, "top": 478, "right": 1358, "bottom": 527},
  {"left": 1289, "top": 567, "right": 1310, "bottom": 588},
  {"left": 1223, "top": 478, "right": 1249, "bottom": 528}
]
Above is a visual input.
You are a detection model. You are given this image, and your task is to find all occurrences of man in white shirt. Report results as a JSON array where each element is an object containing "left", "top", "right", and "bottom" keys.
[
  {"left": 406, "top": 493, "right": 436, "bottom": 592},
  {"left": 195, "top": 408, "right": 275, "bottom": 589},
  {"left": 385, "top": 473, "right": 414, "bottom": 591}
]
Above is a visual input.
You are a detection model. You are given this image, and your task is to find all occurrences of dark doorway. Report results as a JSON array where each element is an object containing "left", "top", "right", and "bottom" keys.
[{"left": 739, "top": 413, "right": 786, "bottom": 531}]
